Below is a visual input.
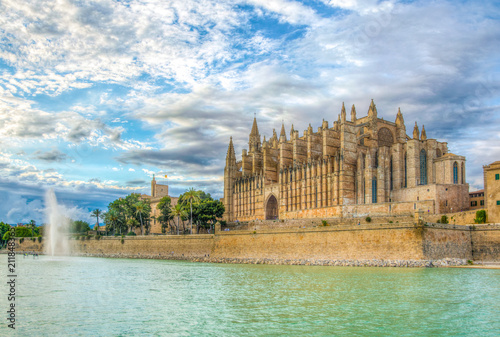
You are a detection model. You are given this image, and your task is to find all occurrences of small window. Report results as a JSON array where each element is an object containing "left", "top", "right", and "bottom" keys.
[
  {"left": 497, "top": 200, "right": 500, "bottom": 206},
  {"left": 496, "top": 173, "right": 500, "bottom": 180},
  {"left": 480, "top": 200, "right": 484, "bottom": 206}
]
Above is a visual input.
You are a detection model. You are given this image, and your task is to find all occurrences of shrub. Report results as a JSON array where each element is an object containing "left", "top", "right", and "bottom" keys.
[
  {"left": 121, "top": 238, "right": 124, "bottom": 244},
  {"left": 15, "top": 227, "right": 32, "bottom": 238},
  {"left": 389, "top": 220, "right": 393, "bottom": 223},
  {"left": 467, "top": 260, "right": 474, "bottom": 265},
  {"left": 253, "top": 231, "right": 256, "bottom": 234},
  {"left": 127, "top": 232, "right": 136, "bottom": 236},
  {"left": 32, "top": 238, "right": 36, "bottom": 242},
  {"left": 440, "top": 215, "right": 449, "bottom": 224},
  {"left": 437, "top": 219, "right": 441, "bottom": 223},
  {"left": 37, "top": 236, "right": 42, "bottom": 243},
  {"left": 365, "top": 217, "right": 372, "bottom": 223},
  {"left": 321, "top": 220, "right": 329, "bottom": 226},
  {"left": 474, "top": 210, "right": 487, "bottom": 224},
  {"left": 19, "top": 238, "right": 24, "bottom": 244}
]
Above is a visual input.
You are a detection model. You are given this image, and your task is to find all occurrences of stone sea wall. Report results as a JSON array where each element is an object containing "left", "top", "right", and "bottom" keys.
[
  {"left": 470, "top": 224, "right": 500, "bottom": 261},
  {"left": 212, "top": 224, "right": 425, "bottom": 261},
  {"left": 9, "top": 223, "right": 500, "bottom": 266}
]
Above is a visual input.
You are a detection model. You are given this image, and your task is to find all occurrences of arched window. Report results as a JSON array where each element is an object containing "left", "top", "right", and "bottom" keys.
[
  {"left": 374, "top": 150, "right": 378, "bottom": 168},
  {"left": 378, "top": 127, "right": 394, "bottom": 147},
  {"left": 420, "top": 149, "right": 427, "bottom": 185},
  {"left": 453, "top": 162, "right": 458, "bottom": 184},
  {"left": 372, "top": 178, "right": 377, "bottom": 203}
]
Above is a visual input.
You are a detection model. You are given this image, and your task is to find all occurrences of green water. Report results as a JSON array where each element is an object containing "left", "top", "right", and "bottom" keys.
[{"left": 1, "top": 255, "right": 499, "bottom": 336}]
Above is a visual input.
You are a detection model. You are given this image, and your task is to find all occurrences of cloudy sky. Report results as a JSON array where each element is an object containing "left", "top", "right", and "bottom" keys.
[{"left": 1, "top": 0, "right": 499, "bottom": 224}]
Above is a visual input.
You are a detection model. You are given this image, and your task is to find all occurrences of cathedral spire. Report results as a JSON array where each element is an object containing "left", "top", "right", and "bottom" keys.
[
  {"left": 226, "top": 136, "right": 236, "bottom": 164},
  {"left": 413, "top": 122, "right": 419, "bottom": 140},
  {"left": 290, "top": 124, "right": 295, "bottom": 138},
  {"left": 421, "top": 125, "right": 427, "bottom": 140},
  {"left": 248, "top": 116, "right": 261, "bottom": 153},
  {"left": 250, "top": 116, "right": 259, "bottom": 137},
  {"left": 368, "top": 99, "right": 377, "bottom": 119},
  {"left": 351, "top": 104, "right": 356, "bottom": 122},
  {"left": 280, "top": 121, "right": 287, "bottom": 142},
  {"left": 341, "top": 102, "right": 346, "bottom": 122},
  {"left": 395, "top": 107, "right": 405, "bottom": 128}
]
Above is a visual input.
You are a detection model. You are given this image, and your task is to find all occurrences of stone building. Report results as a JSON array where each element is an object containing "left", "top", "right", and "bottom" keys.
[
  {"left": 469, "top": 189, "right": 484, "bottom": 210},
  {"left": 223, "top": 100, "right": 469, "bottom": 222},
  {"left": 140, "top": 176, "right": 178, "bottom": 233},
  {"left": 484, "top": 161, "right": 500, "bottom": 223}
]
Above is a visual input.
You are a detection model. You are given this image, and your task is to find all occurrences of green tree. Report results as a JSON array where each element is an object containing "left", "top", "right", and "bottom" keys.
[
  {"left": 15, "top": 226, "right": 32, "bottom": 237},
  {"left": 127, "top": 218, "right": 139, "bottom": 234},
  {"left": 157, "top": 196, "right": 173, "bottom": 234},
  {"left": 70, "top": 220, "right": 91, "bottom": 233},
  {"left": 0, "top": 222, "right": 11, "bottom": 241},
  {"left": 105, "top": 194, "right": 151, "bottom": 235},
  {"left": 3, "top": 230, "right": 11, "bottom": 242},
  {"left": 474, "top": 210, "right": 487, "bottom": 224},
  {"left": 134, "top": 201, "right": 147, "bottom": 235},
  {"left": 104, "top": 209, "right": 122, "bottom": 235},
  {"left": 180, "top": 188, "right": 200, "bottom": 234},
  {"left": 171, "top": 204, "right": 187, "bottom": 235},
  {"left": 29, "top": 219, "right": 36, "bottom": 238},
  {"left": 91, "top": 209, "right": 102, "bottom": 232}
]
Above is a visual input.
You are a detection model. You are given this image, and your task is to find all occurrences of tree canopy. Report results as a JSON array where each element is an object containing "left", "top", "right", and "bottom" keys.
[
  {"left": 178, "top": 189, "right": 224, "bottom": 233},
  {"left": 104, "top": 193, "right": 151, "bottom": 235},
  {"left": 70, "top": 220, "right": 91, "bottom": 233}
]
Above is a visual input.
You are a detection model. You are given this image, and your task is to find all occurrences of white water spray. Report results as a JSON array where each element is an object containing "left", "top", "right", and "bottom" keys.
[{"left": 44, "top": 189, "right": 70, "bottom": 256}]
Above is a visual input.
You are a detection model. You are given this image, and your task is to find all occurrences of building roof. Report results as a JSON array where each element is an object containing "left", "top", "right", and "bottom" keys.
[{"left": 469, "top": 189, "right": 484, "bottom": 196}]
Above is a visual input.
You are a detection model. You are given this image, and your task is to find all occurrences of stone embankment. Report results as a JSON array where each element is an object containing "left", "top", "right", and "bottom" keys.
[
  {"left": 190, "top": 257, "right": 468, "bottom": 267},
  {"left": 69, "top": 251, "right": 467, "bottom": 268}
]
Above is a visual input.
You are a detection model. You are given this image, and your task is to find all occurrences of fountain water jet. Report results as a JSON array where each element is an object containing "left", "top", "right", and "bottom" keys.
[{"left": 45, "top": 189, "right": 71, "bottom": 256}]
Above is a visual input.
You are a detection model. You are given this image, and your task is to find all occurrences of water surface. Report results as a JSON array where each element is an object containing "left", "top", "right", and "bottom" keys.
[{"left": 1, "top": 255, "right": 498, "bottom": 336}]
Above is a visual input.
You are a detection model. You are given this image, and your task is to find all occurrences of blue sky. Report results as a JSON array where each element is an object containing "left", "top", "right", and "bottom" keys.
[{"left": 1, "top": 0, "right": 499, "bottom": 225}]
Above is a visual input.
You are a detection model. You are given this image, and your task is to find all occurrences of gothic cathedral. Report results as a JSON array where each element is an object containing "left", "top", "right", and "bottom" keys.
[{"left": 223, "top": 100, "right": 469, "bottom": 221}]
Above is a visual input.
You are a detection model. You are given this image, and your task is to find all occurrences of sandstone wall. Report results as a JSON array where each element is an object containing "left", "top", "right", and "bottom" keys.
[
  {"left": 423, "top": 210, "right": 479, "bottom": 226},
  {"left": 470, "top": 224, "right": 500, "bottom": 261},
  {"left": 421, "top": 225, "right": 472, "bottom": 260},
  {"left": 9, "top": 224, "right": 500, "bottom": 263},
  {"left": 212, "top": 225, "right": 425, "bottom": 261}
]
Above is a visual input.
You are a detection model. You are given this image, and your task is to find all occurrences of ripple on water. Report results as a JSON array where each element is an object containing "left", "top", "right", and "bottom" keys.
[{"left": 1, "top": 256, "right": 499, "bottom": 336}]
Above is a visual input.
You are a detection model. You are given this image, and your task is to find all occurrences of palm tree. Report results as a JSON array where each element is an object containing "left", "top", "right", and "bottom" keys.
[
  {"left": 183, "top": 188, "right": 200, "bottom": 234},
  {"left": 134, "top": 202, "right": 146, "bottom": 235},
  {"left": 171, "top": 204, "right": 187, "bottom": 235},
  {"left": 91, "top": 209, "right": 102, "bottom": 233},
  {"left": 106, "top": 209, "right": 119, "bottom": 235},
  {"left": 127, "top": 218, "right": 139, "bottom": 234},
  {"left": 29, "top": 220, "right": 36, "bottom": 238}
]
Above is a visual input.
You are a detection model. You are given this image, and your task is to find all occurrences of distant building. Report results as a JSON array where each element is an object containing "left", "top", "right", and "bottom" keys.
[
  {"left": 484, "top": 161, "right": 500, "bottom": 223},
  {"left": 469, "top": 189, "right": 484, "bottom": 210},
  {"left": 140, "top": 176, "right": 178, "bottom": 233},
  {"left": 223, "top": 100, "right": 469, "bottom": 221}
]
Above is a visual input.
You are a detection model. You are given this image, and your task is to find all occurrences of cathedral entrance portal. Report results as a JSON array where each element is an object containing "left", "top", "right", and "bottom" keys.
[{"left": 265, "top": 195, "right": 279, "bottom": 220}]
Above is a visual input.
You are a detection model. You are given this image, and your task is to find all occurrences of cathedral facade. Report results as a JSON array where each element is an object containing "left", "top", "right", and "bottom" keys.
[{"left": 223, "top": 100, "right": 469, "bottom": 221}]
